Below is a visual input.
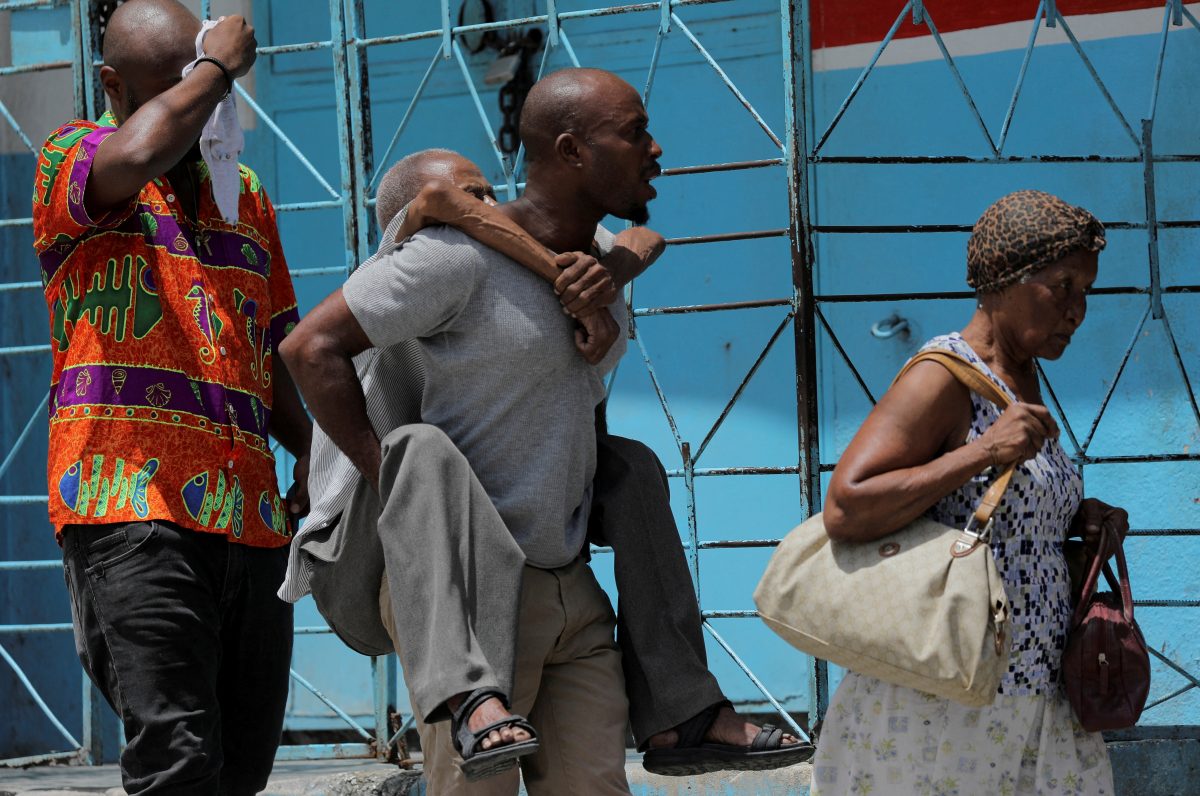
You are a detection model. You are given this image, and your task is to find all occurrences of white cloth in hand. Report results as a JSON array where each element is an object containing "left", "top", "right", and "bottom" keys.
[{"left": 181, "top": 19, "right": 244, "bottom": 225}]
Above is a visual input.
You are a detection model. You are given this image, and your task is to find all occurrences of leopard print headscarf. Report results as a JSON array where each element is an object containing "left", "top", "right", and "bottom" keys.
[{"left": 966, "top": 190, "right": 1106, "bottom": 294}]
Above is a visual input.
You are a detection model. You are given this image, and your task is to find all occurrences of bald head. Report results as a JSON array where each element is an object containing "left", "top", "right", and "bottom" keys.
[
  {"left": 516, "top": 67, "right": 660, "bottom": 226},
  {"left": 375, "top": 149, "right": 492, "bottom": 228},
  {"left": 519, "top": 68, "right": 640, "bottom": 165},
  {"left": 102, "top": 0, "right": 199, "bottom": 79}
]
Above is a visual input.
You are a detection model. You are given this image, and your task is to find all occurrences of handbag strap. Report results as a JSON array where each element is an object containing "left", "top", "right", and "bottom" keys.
[
  {"left": 895, "top": 349, "right": 1013, "bottom": 410},
  {"left": 1072, "top": 525, "right": 1135, "bottom": 628},
  {"left": 893, "top": 349, "right": 1017, "bottom": 530}
]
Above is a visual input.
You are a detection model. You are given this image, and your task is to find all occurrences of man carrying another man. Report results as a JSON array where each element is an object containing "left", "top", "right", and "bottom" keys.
[{"left": 281, "top": 67, "right": 810, "bottom": 791}]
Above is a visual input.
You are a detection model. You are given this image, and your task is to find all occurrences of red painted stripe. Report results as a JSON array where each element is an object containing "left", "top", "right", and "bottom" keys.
[{"left": 812, "top": 0, "right": 1169, "bottom": 49}]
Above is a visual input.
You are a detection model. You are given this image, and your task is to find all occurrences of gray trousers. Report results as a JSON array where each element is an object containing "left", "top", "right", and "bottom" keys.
[
  {"left": 311, "top": 424, "right": 524, "bottom": 723},
  {"left": 310, "top": 424, "right": 724, "bottom": 740}
]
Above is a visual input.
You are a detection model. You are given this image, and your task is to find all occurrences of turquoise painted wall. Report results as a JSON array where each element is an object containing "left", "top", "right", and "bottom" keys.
[
  {"left": 809, "top": 23, "right": 1200, "bottom": 726},
  {"left": 1, "top": 0, "right": 1196, "bottom": 757},
  {"left": 254, "top": 0, "right": 1200, "bottom": 731}
]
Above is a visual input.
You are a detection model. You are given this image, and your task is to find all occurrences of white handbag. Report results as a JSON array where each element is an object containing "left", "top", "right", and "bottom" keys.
[{"left": 754, "top": 350, "right": 1015, "bottom": 707}]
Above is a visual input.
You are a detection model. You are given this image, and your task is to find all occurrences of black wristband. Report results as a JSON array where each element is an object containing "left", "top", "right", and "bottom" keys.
[{"left": 194, "top": 55, "right": 234, "bottom": 98}]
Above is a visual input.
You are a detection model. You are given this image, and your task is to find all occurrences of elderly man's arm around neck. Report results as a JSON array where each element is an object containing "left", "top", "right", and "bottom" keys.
[
  {"left": 403, "top": 184, "right": 665, "bottom": 301},
  {"left": 394, "top": 181, "right": 665, "bottom": 363},
  {"left": 399, "top": 180, "right": 561, "bottom": 281},
  {"left": 603, "top": 226, "right": 666, "bottom": 289}
]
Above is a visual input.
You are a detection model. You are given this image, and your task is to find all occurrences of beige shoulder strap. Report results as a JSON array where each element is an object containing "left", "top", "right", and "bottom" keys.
[
  {"left": 894, "top": 348, "right": 1016, "bottom": 529},
  {"left": 893, "top": 349, "right": 1011, "bottom": 409}
]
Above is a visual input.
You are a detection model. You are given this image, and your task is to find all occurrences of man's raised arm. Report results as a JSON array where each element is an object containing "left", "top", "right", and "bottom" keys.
[{"left": 87, "top": 16, "right": 258, "bottom": 215}]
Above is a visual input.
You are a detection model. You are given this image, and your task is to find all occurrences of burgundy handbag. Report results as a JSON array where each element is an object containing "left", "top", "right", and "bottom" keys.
[{"left": 1062, "top": 527, "right": 1151, "bottom": 732}]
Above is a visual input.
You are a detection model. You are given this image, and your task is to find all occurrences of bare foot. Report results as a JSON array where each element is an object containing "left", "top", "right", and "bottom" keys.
[
  {"left": 645, "top": 707, "right": 802, "bottom": 749},
  {"left": 446, "top": 693, "right": 533, "bottom": 751}
]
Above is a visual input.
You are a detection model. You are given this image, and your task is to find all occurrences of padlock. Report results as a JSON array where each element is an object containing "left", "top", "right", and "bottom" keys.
[{"left": 484, "top": 53, "right": 522, "bottom": 86}]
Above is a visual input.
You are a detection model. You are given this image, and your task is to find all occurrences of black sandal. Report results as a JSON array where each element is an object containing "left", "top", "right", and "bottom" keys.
[
  {"left": 642, "top": 700, "right": 815, "bottom": 777},
  {"left": 450, "top": 688, "right": 539, "bottom": 782}
]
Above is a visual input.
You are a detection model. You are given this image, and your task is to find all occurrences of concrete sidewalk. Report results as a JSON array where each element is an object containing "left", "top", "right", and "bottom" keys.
[
  {"left": 4, "top": 738, "right": 1197, "bottom": 795},
  {"left": 0, "top": 756, "right": 814, "bottom": 796},
  {"left": 0, "top": 759, "right": 419, "bottom": 796}
]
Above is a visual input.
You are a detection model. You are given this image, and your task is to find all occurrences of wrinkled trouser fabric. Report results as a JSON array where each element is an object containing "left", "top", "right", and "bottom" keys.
[
  {"left": 61, "top": 521, "right": 292, "bottom": 795},
  {"left": 590, "top": 433, "right": 725, "bottom": 747},
  {"left": 311, "top": 423, "right": 525, "bottom": 723},
  {"left": 310, "top": 423, "right": 725, "bottom": 742},
  {"left": 383, "top": 558, "right": 632, "bottom": 795}
]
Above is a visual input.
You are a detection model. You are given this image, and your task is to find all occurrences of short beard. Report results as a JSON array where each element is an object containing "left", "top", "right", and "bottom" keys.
[{"left": 625, "top": 204, "right": 650, "bottom": 225}]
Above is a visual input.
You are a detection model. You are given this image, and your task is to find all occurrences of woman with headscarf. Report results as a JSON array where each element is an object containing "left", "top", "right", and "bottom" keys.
[{"left": 809, "top": 190, "right": 1126, "bottom": 795}]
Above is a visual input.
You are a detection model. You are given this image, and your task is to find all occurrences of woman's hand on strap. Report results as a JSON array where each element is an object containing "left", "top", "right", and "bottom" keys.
[
  {"left": 1071, "top": 497, "right": 1129, "bottom": 560},
  {"left": 974, "top": 402, "right": 1060, "bottom": 469}
]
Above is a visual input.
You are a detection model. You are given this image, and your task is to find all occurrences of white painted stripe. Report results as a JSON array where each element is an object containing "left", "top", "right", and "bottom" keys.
[{"left": 814, "top": 3, "right": 1200, "bottom": 72}]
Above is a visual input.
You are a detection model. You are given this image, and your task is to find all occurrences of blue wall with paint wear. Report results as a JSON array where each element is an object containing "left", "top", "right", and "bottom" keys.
[
  {"left": 255, "top": 0, "right": 1200, "bottom": 732},
  {"left": 2, "top": 0, "right": 1197, "bottom": 759},
  {"left": 254, "top": 0, "right": 810, "bottom": 731}
]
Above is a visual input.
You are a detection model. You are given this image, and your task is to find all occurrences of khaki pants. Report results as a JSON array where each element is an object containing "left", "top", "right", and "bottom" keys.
[{"left": 382, "top": 558, "right": 631, "bottom": 795}]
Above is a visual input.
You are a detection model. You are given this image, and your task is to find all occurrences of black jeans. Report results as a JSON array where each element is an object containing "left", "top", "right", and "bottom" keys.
[{"left": 61, "top": 520, "right": 293, "bottom": 795}]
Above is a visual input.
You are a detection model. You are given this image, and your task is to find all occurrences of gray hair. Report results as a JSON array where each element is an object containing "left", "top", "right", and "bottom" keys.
[{"left": 374, "top": 148, "right": 460, "bottom": 228}]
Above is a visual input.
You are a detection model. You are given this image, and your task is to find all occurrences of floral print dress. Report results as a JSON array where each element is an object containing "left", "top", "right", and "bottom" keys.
[{"left": 810, "top": 334, "right": 1113, "bottom": 796}]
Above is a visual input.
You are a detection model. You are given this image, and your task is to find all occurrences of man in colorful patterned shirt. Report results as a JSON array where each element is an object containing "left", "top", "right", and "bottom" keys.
[{"left": 32, "top": 1, "right": 312, "bottom": 792}]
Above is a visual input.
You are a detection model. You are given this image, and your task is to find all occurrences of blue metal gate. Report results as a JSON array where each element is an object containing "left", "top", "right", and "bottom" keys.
[{"left": 2, "top": 0, "right": 1197, "bottom": 769}]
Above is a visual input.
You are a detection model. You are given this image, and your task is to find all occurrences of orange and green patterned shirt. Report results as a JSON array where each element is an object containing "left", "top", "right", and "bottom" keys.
[{"left": 33, "top": 113, "right": 300, "bottom": 548}]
